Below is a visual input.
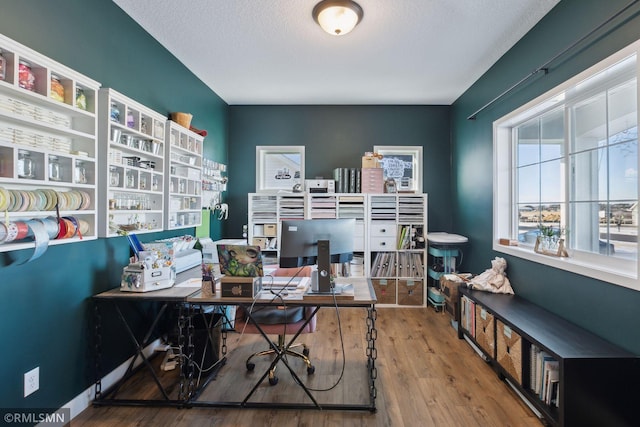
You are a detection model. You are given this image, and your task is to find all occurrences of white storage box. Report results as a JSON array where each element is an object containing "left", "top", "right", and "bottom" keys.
[{"left": 121, "top": 264, "right": 174, "bottom": 292}]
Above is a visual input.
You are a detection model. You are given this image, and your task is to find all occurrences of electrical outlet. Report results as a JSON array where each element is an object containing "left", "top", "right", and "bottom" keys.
[{"left": 24, "top": 367, "right": 39, "bottom": 397}]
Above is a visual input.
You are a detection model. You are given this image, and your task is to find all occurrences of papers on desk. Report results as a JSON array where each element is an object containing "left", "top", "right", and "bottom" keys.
[
  {"left": 258, "top": 277, "right": 309, "bottom": 301},
  {"left": 173, "top": 266, "right": 204, "bottom": 288},
  {"left": 261, "top": 276, "right": 309, "bottom": 290}
]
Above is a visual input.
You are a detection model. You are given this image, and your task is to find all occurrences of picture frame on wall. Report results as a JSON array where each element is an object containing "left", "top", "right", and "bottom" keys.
[
  {"left": 256, "top": 146, "right": 305, "bottom": 192},
  {"left": 373, "top": 146, "right": 423, "bottom": 193}
]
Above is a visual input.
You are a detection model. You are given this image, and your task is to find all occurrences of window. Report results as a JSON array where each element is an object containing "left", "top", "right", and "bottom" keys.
[{"left": 494, "top": 40, "right": 639, "bottom": 291}]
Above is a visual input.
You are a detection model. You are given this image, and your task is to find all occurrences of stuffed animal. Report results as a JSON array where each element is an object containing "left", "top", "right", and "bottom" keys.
[{"left": 468, "top": 257, "right": 514, "bottom": 294}]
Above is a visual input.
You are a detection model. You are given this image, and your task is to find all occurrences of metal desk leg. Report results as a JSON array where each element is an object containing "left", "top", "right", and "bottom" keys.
[{"left": 366, "top": 305, "right": 378, "bottom": 412}]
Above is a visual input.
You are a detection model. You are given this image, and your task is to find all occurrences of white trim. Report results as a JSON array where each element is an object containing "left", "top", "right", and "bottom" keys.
[{"left": 493, "top": 38, "right": 640, "bottom": 292}]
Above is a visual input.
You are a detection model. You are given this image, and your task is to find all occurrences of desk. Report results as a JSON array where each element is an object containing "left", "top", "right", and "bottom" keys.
[
  {"left": 186, "top": 277, "right": 378, "bottom": 412},
  {"left": 92, "top": 284, "right": 227, "bottom": 407}
]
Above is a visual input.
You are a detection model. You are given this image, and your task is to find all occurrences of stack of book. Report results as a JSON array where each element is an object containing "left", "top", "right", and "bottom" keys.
[{"left": 530, "top": 344, "right": 560, "bottom": 407}]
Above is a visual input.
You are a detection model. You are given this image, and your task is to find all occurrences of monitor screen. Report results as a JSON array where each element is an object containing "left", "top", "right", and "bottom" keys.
[{"left": 279, "top": 218, "right": 355, "bottom": 268}]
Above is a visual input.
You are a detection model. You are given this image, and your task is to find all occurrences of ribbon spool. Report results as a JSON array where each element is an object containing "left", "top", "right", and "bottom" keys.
[
  {"left": 43, "top": 216, "right": 60, "bottom": 239},
  {"left": 0, "top": 222, "right": 7, "bottom": 244}
]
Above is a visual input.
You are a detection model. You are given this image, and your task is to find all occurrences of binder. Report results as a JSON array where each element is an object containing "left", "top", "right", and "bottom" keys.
[{"left": 349, "top": 168, "right": 356, "bottom": 193}]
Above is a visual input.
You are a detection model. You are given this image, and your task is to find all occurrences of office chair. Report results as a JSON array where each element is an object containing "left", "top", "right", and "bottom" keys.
[{"left": 235, "top": 266, "right": 316, "bottom": 385}]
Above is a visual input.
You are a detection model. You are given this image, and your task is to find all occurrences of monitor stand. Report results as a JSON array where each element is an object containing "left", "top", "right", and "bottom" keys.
[{"left": 307, "top": 239, "right": 342, "bottom": 295}]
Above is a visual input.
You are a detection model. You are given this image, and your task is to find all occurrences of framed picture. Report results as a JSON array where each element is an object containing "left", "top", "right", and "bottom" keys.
[
  {"left": 373, "top": 146, "right": 423, "bottom": 193},
  {"left": 256, "top": 146, "right": 305, "bottom": 192}
]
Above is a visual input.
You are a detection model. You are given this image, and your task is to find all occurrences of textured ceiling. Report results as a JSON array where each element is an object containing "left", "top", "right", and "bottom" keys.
[{"left": 113, "top": 0, "right": 560, "bottom": 105}]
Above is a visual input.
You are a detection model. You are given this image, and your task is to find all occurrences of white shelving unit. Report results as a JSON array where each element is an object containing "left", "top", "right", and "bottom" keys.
[
  {"left": 164, "top": 120, "right": 203, "bottom": 230},
  {"left": 97, "top": 88, "right": 166, "bottom": 237},
  {"left": 0, "top": 33, "right": 100, "bottom": 252},
  {"left": 247, "top": 192, "right": 427, "bottom": 305}
]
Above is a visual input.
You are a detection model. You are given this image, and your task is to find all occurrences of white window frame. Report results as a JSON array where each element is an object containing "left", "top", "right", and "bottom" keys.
[{"left": 494, "top": 39, "right": 640, "bottom": 291}]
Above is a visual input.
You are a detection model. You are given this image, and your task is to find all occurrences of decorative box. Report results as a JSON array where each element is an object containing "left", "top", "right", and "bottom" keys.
[
  {"left": 362, "top": 155, "right": 380, "bottom": 168},
  {"left": 120, "top": 264, "right": 174, "bottom": 292},
  {"left": 439, "top": 274, "right": 464, "bottom": 302},
  {"left": 263, "top": 224, "right": 277, "bottom": 237},
  {"left": 221, "top": 276, "right": 262, "bottom": 299}
]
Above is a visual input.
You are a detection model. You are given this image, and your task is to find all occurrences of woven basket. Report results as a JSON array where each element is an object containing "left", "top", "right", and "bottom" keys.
[
  {"left": 171, "top": 112, "right": 192, "bottom": 129},
  {"left": 497, "top": 320, "right": 522, "bottom": 384}
]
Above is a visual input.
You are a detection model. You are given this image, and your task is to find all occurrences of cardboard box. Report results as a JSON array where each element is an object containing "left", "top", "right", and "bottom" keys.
[
  {"left": 371, "top": 278, "right": 397, "bottom": 305},
  {"left": 397, "top": 279, "right": 424, "bottom": 306},
  {"left": 362, "top": 156, "right": 380, "bottom": 168},
  {"left": 221, "top": 276, "right": 262, "bottom": 299},
  {"left": 439, "top": 274, "right": 464, "bottom": 302},
  {"left": 252, "top": 237, "right": 268, "bottom": 249},
  {"left": 445, "top": 299, "right": 458, "bottom": 319},
  {"left": 264, "top": 224, "right": 277, "bottom": 237}
]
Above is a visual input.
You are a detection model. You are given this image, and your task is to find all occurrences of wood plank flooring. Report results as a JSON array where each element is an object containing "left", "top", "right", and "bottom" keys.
[{"left": 75, "top": 307, "right": 542, "bottom": 426}]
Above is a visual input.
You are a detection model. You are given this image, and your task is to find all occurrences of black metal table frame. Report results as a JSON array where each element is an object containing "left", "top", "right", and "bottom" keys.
[
  {"left": 92, "top": 297, "right": 227, "bottom": 407},
  {"left": 185, "top": 299, "right": 378, "bottom": 412}
]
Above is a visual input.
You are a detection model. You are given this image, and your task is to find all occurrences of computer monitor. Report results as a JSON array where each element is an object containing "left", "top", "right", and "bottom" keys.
[{"left": 279, "top": 218, "right": 355, "bottom": 293}]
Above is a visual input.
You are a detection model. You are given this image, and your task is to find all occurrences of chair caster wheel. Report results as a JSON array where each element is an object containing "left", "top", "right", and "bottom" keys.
[
  {"left": 269, "top": 375, "right": 279, "bottom": 386},
  {"left": 307, "top": 365, "right": 315, "bottom": 375},
  {"left": 303, "top": 348, "right": 310, "bottom": 357},
  {"left": 246, "top": 362, "right": 255, "bottom": 371}
]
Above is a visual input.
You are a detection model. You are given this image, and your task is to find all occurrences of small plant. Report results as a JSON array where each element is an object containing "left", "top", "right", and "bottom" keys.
[{"left": 537, "top": 223, "right": 564, "bottom": 238}]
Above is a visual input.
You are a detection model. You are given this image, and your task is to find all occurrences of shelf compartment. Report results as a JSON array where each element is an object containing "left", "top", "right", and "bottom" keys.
[{"left": 372, "top": 278, "right": 397, "bottom": 305}]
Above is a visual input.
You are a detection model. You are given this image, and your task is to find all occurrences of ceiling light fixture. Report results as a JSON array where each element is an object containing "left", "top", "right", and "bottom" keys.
[{"left": 312, "top": 0, "right": 363, "bottom": 36}]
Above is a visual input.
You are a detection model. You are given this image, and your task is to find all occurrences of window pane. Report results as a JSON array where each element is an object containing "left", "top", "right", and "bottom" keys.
[
  {"left": 602, "top": 201, "right": 638, "bottom": 259},
  {"left": 570, "top": 201, "right": 606, "bottom": 254},
  {"left": 540, "top": 108, "right": 564, "bottom": 162},
  {"left": 571, "top": 148, "right": 607, "bottom": 201},
  {"left": 540, "top": 159, "right": 563, "bottom": 203},
  {"left": 608, "top": 138, "right": 638, "bottom": 200},
  {"left": 517, "top": 118, "right": 540, "bottom": 167},
  {"left": 518, "top": 204, "right": 541, "bottom": 244},
  {"left": 572, "top": 93, "right": 606, "bottom": 152},
  {"left": 517, "top": 164, "right": 539, "bottom": 204}
]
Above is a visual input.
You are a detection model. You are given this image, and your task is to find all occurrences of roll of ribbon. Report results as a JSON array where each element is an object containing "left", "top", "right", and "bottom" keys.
[
  {"left": 5, "top": 222, "right": 19, "bottom": 242},
  {"left": 62, "top": 217, "right": 76, "bottom": 238},
  {"left": 15, "top": 221, "right": 29, "bottom": 240},
  {"left": 0, "top": 222, "right": 7, "bottom": 244},
  {"left": 56, "top": 218, "right": 67, "bottom": 240},
  {"left": 20, "top": 219, "right": 50, "bottom": 263},
  {"left": 43, "top": 216, "right": 60, "bottom": 239}
]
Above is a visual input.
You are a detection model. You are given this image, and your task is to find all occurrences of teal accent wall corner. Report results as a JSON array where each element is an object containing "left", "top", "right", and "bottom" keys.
[
  {"left": 0, "top": 0, "right": 228, "bottom": 409},
  {"left": 451, "top": 0, "right": 640, "bottom": 353}
]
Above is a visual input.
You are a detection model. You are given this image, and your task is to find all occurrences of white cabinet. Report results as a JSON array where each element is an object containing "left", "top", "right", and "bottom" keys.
[
  {"left": 247, "top": 192, "right": 428, "bottom": 305},
  {"left": 0, "top": 33, "right": 100, "bottom": 252},
  {"left": 97, "top": 88, "right": 166, "bottom": 237},
  {"left": 164, "top": 121, "right": 203, "bottom": 230},
  {"left": 369, "top": 194, "right": 427, "bottom": 306}
]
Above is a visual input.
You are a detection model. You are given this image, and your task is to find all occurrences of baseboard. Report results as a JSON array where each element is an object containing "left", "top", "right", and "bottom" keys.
[
  {"left": 49, "top": 339, "right": 163, "bottom": 424},
  {"left": 463, "top": 335, "right": 490, "bottom": 362}
]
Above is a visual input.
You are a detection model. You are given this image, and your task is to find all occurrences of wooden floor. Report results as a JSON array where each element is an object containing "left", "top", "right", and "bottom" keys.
[{"left": 75, "top": 307, "right": 542, "bottom": 426}]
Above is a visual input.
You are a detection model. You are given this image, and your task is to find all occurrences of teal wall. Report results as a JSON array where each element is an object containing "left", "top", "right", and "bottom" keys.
[
  {"left": 451, "top": 0, "right": 640, "bottom": 354},
  {"left": 227, "top": 105, "right": 452, "bottom": 238},
  {"left": 0, "top": 0, "right": 228, "bottom": 409}
]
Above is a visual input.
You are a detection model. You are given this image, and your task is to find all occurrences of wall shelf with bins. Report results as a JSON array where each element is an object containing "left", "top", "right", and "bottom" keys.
[
  {"left": 202, "top": 157, "right": 227, "bottom": 209},
  {"left": 165, "top": 121, "right": 203, "bottom": 230},
  {"left": 0, "top": 33, "right": 100, "bottom": 252},
  {"left": 97, "top": 88, "right": 165, "bottom": 237}
]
